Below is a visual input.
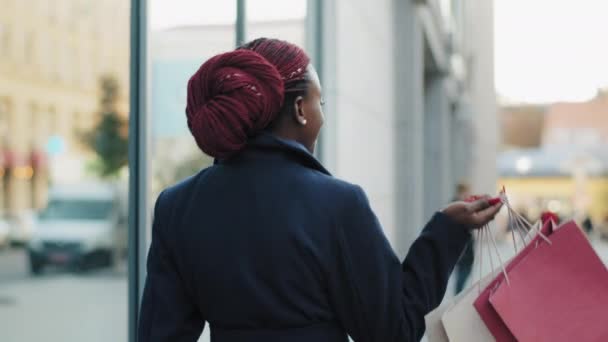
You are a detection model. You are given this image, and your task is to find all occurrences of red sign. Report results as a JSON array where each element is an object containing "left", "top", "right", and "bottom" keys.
[{"left": 30, "top": 150, "right": 47, "bottom": 168}]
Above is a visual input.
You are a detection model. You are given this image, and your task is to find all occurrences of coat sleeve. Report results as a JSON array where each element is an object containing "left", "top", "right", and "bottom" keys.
[
  {"left": 138, "top": 191, "right": 205, "bottom": 342},
  {"left": 326, "top": 186, "right": 470, "bottom": 342}
]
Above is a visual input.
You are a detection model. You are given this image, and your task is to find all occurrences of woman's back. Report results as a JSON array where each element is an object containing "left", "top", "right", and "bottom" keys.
[
  {"left": 137, "top": 38, "right": 502, "bottom": 342},
  {"left": 177, "top": 135, "right": 349, "bottom": 327},
  {"left": 141, "top": 134, "right": 361, "bottom": 341}
]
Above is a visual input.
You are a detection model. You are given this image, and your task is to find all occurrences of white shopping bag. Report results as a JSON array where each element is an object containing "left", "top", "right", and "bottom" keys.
[
  {"left": 441, "top": 219, "right": 521, "bottom": 342},
  {"left": 425, "top": 282, "right": 472, "bottom": 342},
  {"left": 441, "top": 270, "right": 498, "bottom": 342}
]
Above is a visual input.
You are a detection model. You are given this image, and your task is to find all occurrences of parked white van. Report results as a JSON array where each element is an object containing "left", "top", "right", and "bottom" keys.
[{"left": 27, "top": 182, "right": 127, "bottom": 274}]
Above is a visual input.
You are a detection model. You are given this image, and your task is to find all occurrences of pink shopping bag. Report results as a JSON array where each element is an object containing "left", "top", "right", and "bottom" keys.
[
  {"left": 473, "top": 220, "right": 554, "bottom": 342},
  {"left": 489, "top": 220, "right": 608, "bottom": 341}
]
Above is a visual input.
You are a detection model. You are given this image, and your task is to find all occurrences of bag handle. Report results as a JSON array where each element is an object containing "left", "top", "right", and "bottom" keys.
[
  {"left": 476, "top": 221, "right": 511, "bottom": 293},
  {"left": 500, "top": 188, "right": 552, "bottom": 247}
]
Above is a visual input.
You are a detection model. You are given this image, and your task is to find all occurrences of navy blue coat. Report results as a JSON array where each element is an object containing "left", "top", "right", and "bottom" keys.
[{"left": 138, "top": 133, "right": 470, "bottom": 342}]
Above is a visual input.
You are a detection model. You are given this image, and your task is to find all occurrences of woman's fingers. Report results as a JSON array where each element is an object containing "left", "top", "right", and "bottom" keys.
[
  {"left": 468, "top": 196, "right": 491, "bottom": 212},
  {"left": 471, "top": 202, "right": 503, "bottom": 227},
  {"left": 442, "top": 196, "right": 503, "bottom": 229}
]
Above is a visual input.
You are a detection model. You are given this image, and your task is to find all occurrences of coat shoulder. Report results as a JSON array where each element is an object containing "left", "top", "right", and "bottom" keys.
[
  {"left": 301, "top": 170, "right": 368, "bottom": 210},
  {"left": 156, "top": 166, "right": 214, "bottom": 206}
]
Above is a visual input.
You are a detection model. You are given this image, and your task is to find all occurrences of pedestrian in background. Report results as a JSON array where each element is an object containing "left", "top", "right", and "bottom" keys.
[
  {"left": 582, "top": 215, "right": 594, "bottom": 235},
  {"left": 453, "top": 182, "right": 475, "bottom": 294}
]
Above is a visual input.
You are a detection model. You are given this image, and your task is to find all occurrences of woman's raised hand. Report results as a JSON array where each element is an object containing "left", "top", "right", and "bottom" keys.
[{"left": 442, "top": 196, "right": 503, "bottom": 229}]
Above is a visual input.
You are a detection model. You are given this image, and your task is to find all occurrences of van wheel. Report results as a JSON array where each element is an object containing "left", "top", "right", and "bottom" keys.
[
  {"left": 29, "top": 258, "right": 43, "bottom": 276},
  {"left": 102, "top": 249, "right": 116, "bottom": 268}
]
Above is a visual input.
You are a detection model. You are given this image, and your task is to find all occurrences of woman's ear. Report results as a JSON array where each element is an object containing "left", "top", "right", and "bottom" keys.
[{"left": 293, "top": 95, "right": 307, "bottom": 126}]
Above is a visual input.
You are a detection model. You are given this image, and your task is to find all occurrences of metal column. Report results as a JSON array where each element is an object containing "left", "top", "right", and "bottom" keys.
[
  {"left": 128, "top": 0, "right": 149, "bottom": 341},
  {"left": 236, "top": 0, "right": 246, "bottom": 47},
  {"left": 393, "top": 0, "right": 426, "bottom": 258},
  {"left": 306, "top": 0, "right": 325, "bottom": 162}
]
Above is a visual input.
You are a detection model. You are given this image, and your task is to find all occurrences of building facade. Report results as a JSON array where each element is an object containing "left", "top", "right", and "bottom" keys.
[
  {"left": 500, "top": 105, "right": 546, "bottom": 149},
  {"left": 316, "top": 0, "right": 497, "bottom": 256},
  {"left": 542, "top": 91, "right": 608, "bottom": 147},
  {"left": 0, "top": 0, "right": 129, "bottom": 214}
]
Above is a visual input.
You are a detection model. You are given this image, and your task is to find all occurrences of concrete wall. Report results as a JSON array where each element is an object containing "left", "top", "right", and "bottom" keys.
[
  {"left": 320, "top": 0, "right": 400, "bottom": 249},
  {"left": 321, "top": 0, "right": 496, "bottom": 257},
  {"left": 466, "top": 0, "right": 498, "bottom": 195}
]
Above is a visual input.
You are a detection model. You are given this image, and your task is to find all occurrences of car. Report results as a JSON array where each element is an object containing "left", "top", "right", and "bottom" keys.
[
  {"left": 27, "top": 182, "right": 127, "bottom": 274},
  {"left": 7, "top": 210, "right": 35, "bottom": 247}
]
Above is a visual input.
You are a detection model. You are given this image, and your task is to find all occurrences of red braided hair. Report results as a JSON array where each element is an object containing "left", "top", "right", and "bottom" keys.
[{"left": 186, "top": 38, "right": 310, "bottom": 159}]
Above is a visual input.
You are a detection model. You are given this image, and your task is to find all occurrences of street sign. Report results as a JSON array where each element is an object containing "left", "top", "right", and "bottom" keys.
[{"left": 46, "top": 135, "right": 66, "bottom": 157}]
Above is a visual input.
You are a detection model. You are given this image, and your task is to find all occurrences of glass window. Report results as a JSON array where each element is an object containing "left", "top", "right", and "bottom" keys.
[
  {"left": 148, "top": 2, "right": 244, "bottom": 342},
  {"left": 0, "top": 24, "right": 10, "bottom": 59},
  {"left": 149, "top": 0, "right": 236, "bottom": 202},
  {"left": 0, "top": 2, "right": 131, "bottom": 341},
  {"left": 145, "top": 1, "right": 313, "bottom": 341},
  {"left": 246, "top": 0, "right": 308, "bottom": 47},
  {"left": 24, "top": 32, "right": 34, "bottom": 65}
]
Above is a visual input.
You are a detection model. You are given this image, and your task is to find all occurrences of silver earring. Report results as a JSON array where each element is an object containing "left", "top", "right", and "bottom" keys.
[{"left": 301, "top": 119, "right": 307, "bottom": 125}]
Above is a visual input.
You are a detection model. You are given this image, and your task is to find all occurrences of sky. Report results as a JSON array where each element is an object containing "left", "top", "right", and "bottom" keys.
[
  {"left": 151, "top": 0, "right": 608, "bottom": 104},
  {"left": 494, "top": 0, "right": 608, "bottom": 104}
]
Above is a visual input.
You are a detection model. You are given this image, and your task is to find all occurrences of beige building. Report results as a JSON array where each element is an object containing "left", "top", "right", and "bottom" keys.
[
  {"left": 0, "top": 0, "right": 129, "bottom": 214},
  {"left": 542, "top": 90, "right": 608, "bottom": 147},
  {"left": 499, "top": 90, "right": 608, "bottom": 151},
  {"left": 500, "top": 104, "right": 546, "bottom": 149}
]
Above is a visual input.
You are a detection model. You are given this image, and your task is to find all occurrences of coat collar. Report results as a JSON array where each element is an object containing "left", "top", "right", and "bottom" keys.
[{"left": 214, "top": 132, "right": 331, "bottom": 176}]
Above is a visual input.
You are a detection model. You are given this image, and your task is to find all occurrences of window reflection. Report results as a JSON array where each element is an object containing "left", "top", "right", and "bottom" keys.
[
  {"left": 149, "top": 1, "right": 236, "bottom": 199},
  {"left": 246, "top": 0, "right": 307, "bottom": 46}
]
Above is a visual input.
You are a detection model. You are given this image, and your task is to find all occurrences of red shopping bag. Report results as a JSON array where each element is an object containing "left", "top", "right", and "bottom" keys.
[
  {"left": 489, "top": 221, "right": 608, "bottom": 341},
  {"left": 473, "top": 220, "right": 554, "bottom": 342}
]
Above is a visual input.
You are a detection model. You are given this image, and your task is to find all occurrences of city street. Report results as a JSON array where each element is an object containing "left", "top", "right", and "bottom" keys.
[
  {"left": 0, "top": 248, "right": 215, "bottom": 342},
  {"left": 0, "top": 248, "right": 128, "bottom": 342},
  {"left": 1, "top": 234, "right": 607, "bottom": 342}
]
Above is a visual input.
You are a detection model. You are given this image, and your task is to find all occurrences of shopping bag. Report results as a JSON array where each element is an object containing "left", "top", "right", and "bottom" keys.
[
  {"left": 441, "top": 269, "right": 501, "bottom": 342},
  {"left": 473, "top": 200, "right": 553, "bottom": 342},
  {"left": 489, "top": 220, "right": 608, "bottom": 341},
  {"left": 441, "top": 221, "right": 512, "bottom": 342},
  {"left": 425, "top": 196, "right": 502, "bottom": 342},
  {"left": 425, "top": 269, "right": 498, "bottom": 342},
  {"left": 425, "top": 293, "right": 459, "bottom": 342}
]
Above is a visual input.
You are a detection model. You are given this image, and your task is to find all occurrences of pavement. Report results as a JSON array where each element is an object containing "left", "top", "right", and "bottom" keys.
[{"left": 1, "top": 232, "right": 607, "bottom": 342}]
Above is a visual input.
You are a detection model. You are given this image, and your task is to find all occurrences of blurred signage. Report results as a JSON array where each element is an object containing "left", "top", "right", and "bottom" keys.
[{"left": 46, "top": 135, "right": 66, "bottom": 157}]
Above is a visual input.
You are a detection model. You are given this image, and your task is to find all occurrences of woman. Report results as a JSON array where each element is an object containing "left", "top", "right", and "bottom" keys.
[{"left": 138, "top": 38, "right": 501, "bottom": 342}]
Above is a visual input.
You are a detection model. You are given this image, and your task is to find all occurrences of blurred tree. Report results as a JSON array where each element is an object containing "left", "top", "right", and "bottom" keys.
[{"left": 83, "top": 76, "right": 128, "bottom": 178}]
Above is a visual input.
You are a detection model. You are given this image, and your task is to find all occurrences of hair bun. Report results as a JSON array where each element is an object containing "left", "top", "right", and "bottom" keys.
[{"left": 186, "top": 49, "right": 285, "bottom": 159}]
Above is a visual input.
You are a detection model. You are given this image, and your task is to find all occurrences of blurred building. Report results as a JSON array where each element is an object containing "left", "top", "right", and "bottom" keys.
[
  {"left": 151, "top": 1, "right": 497, "bottom": 257},
  {"left": 498, "top": 91, "right": 608, "bottom": 224},
  {"left": 542, "top": 90, "right": 608, "bottom": 147},
  {"left": 500, "top": 104, "right": 545, "bottom": 149},
  {"left": 0, "top": 0, "right": 129, "bottom": 215}
]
